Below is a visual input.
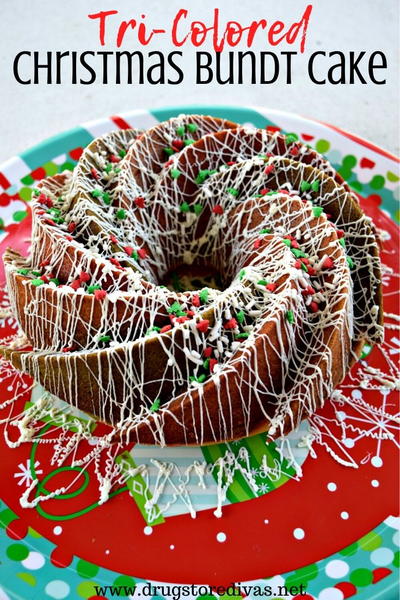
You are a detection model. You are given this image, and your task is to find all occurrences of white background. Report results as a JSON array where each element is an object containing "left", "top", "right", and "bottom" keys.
[{"left": 0, "top": 0, "right": 398, "bottom": 163}]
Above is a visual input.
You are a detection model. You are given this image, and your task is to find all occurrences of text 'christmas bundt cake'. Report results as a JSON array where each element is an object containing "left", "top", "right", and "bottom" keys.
[{"left": 1, "top": 114, "right": 384, "bottom": 445}]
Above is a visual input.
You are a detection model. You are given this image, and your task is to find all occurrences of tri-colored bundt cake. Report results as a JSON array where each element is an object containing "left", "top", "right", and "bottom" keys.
[{"left": 1, "top": 114, "right": 383, "bottom": 445}]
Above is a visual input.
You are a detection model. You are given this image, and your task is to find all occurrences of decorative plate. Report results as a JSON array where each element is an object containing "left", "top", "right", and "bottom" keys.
[{"left": 0, "top": 106, "right": 399, "bottom": 600}]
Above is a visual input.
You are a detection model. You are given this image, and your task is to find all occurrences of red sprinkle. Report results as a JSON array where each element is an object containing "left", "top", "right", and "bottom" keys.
[
  {"left": 186, "top": 310, "right": 195, "bottom": 318},
  {"left": 137, "top": 248, "right": 147, "bottom": 259},
  {"left": 291, "top": 240, "right": 300, "bottom": 249},
  {"left": 90, "top": 168, "right": 100, "bottom": 180},
  {"left": 70, "top": 279, "right": 81, "bottom": 290},
  {"left": 39, "top": 259, "right": 50, "bottom": 267},
  {"left": 212, "top": 205, "right": 224, "bottom": 215},
  {"left": 67, "top": 222, "right": 76, "bottom": 233},
  {"left": 266, "top": 282, "right": 276, "bottom": 292},
  {"left": 94, "top": 289, "right": 107, "bottom": 300},
  {"left": 38, "top": 193, "right": 53, "bottom": 208},
  {"left": 109, "top": 154, "right": 120, "bottom": 163},
  {"left": 260, "top": 188, "right": 270, "bottom": 196},
  {"left": 226, "top": 161, "right": 237, "bottom": 166},
  {"left": 309, "top": 301, "right": 319, "bottom": 313},
  {"left": 40, "top": 275, "right": 49, "bottom": 283},
  {"left": 196, "top": 319, "right": 210, "bottom": 333},
  {"left": 323, "top": 257, "right": 334, "bottom": 269},
  {"left": 203, "top": 346, "right": 213, "bottom": 358},
  {"left": 336, "top": 229, "right": 345, "bottom": 239},
  {"left": 65, "top": 235, "right": 73, "bottom": 241},
  {"left": 171, "top": 139, "right": 185, "bottom": 151},
  {"left": 79, "top": 271, "right": 90, "bottom": 283},
  {"left": 175, "top": 316, "right": 189, "bottom": 324},
  {"left": 44, "top": 219, "right": 56, "bottom": 227},
  {"left": 290, "top": 145, "right": 299, "bottom": 156},
  {"left": 301, "top": 286, "right": 315, "bottom": 296},
  {"left": 62, "top": 346, "right": 76, "bottom": 353},
  {"left": 224, "top": 318, "right": 238, "bottom": 330},
  {"left": 307, "top": 266, "right": 317, "bottom": 276},
  {"left": 109, "top": 257, "right": 122, "bottom": 269},
  {"left": 124, "top": 246, "right": 134, "bottom": 256},
  {"left": 109, "top": 234, "right": 118, "bottom": 244},
  {"left": 294, "top": 260, "right": 302, "bottom": 269},
  {"left": 209, "top": 358, "right": 218, "bottom": 372},
  {"left": 160, "top": 325, "right": 172, "bottom": 333},
  {"left": 264, "top": 164, "right": 275, "bottom": 175},
  {"left": 192, "top": 294, "right": 200, "bottom": 307},
  {"left": 134, "top": 197, "right": 145, "bottom": 208},
  {"left": 253, "top": 239, "right": 262, "bottom": 249}
]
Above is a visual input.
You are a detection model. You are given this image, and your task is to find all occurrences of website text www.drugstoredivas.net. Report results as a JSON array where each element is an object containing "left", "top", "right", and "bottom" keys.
[{"left": 94, "top": 582, "right": 307, "bottom": 598}]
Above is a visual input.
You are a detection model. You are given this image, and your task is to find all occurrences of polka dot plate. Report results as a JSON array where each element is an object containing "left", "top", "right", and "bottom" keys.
[{"left": 0, "top": 106, "right": 399, "bottom": 600}]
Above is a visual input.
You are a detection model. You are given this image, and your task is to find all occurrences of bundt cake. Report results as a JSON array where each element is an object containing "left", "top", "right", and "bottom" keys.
[{"left": 1, "top": 114, "right": 384, "bottom": 445}]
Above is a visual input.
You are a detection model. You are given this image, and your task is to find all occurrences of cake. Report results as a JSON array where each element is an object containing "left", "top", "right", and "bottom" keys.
[{"left": 1, "top": 114, "right": 384, "bottom": 445}]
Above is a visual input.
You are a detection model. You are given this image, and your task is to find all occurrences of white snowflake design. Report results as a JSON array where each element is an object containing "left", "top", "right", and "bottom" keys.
[{"left": 14, "top": 459, "right": 43, "bottom": 487}]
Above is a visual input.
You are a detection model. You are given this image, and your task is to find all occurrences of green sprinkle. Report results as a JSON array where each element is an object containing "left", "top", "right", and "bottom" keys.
[
  {"left": 260, "top": 228, "right": 271, "bottom": 234},
  {"left": 347, "top": 256, "right": 355, "bottom": 269},
  {"left": 236, "top": 333, "right": 249, "bottom": 339},
  {"left": 33, "top": 189, "right": 40, "bottom": 197},
  {"left": 102, "top": 193, "right": 111, "bottom": 205},
  {"left": 170, "top": 168, "right": 181, "bottom": 179},
  {"left": 119, "top": 149, "right": 127, "bottom": 158},
  {"left": 168, "top": 301, "right": 183, "bottom": 314},
  {"left": 236, "top": 310, "right": 245, "bottom": 324},
  {"left": 313, "top": 206, "right": 324, "bottom": 217},
  {"left": 104, "top": 163, "right": 113, "bottom": 174},
  {"left": 197, "top": 374, "right": 206, "bottom": 383},
  {"left": 257, "top": 279, "right": 268, "bottom": 286},
  {"left": 99, "top": 335, "right": 111, "bottom": 343},
  {"left": 163, "top": 147, "right": 175, "bottom": 156},
  {"left": 203, "top": 359, "right": 210, "bottom": 369},
  {"left": 31, "top": 271, "right": 41, "bottom": 276},
  {"left": 186, "top": 123, "right": 198, "bottom": 133},
  {"left": 286, "top": 310, "right": 295, "bottom": 324},
  {"left": 193, "top": 204, "right": 203, "bottom": 216},
  {"left": 311, "top": 180, "right": 320, "bottom": 191},
  {"left": 52, "top": 217, "right": 65, "bottom": 224},
  {"left": 199, "top": 289, "right": 209, "bottom": 303},
  {"left": 227, "top": 187, "right": 239, "bottom": 196},
  {"left": 49, "top": 278, "right": 60, "bottom": 286},
  {"left": 131, "top": 251, "right": 139, "bottom": 261},
  {"left": 87, "top": 284, "right": 101, "bottom": 294},
  {"left": 180, "top": 202, "right": 190, "bottom": 213},
  {"left": 116, "top": 209, "right": 126, "bottom": 220},
  {"left": 17, "top": 268, "right": 30, "bottom": 276},
  {"left": 91, "top": 189, "right": 103, "bottom": 198},
  {"left": 176, "top": 126, "right": 185, "bottom": 136},
  {"left": 282, "top": 239, "right": 292, "bottom": 247},
  {"left": 291, "top": 248, "right": 307, "bottom": 258},
  {"left": 300, "top": 181, "right": 312, "bottom": 192},
  {"left": 239, "top": 269, "right": 246, "bottom": 281},
  {"left": 31, "top": 278, "right": 44, "bottom": 286},
  {"left": 301, "top": 262, "right": 308, "bottom": 272},
  {"left": 184, "top": 139, "right": 194, "bottom": 146},
  {"left": 285, "top": 134, "right": 297, "bottom": 144},
  {"left": 150, "top": 398, "right": 161, "bottom": 412},
  {"left": 146, "top": 326, "right": 161, "bottom": 336},
  {"left": 48, "top": 207, "right": 61, "bottom": 216},
  {"left": 339, "top": 238, "right": 346, "bottom": 247},
  {"left": 195, "top": 170, "right": 210, "bottom": 185}
]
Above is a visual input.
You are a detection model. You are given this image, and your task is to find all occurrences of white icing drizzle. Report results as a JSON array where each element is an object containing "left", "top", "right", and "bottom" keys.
[{"left": 1, "top": 115, "right": 384, "bottom": 446}]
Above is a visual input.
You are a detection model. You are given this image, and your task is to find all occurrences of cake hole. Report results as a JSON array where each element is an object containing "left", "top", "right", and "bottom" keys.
[{"left": 161, "top": 263, "right": 224, "bottom": 292}]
